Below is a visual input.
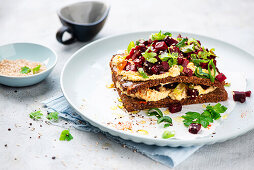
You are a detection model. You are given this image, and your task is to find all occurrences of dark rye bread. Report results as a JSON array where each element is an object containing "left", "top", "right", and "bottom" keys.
[
  {"left": 110, "top": 54, "right": 225, "bottom": 95},
  {"left": 115, "top": 86, "right": 228, "bottom": 112}
]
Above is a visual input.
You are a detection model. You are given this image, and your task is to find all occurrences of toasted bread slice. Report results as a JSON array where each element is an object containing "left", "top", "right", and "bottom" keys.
[{"left": 115, "top": 85, "right": 228, "bottom": 112}]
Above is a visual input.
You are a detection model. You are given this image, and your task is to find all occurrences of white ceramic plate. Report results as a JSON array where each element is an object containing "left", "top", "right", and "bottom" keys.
[{"left": 61, "top": 31, "right": 254, "bottom": 147}]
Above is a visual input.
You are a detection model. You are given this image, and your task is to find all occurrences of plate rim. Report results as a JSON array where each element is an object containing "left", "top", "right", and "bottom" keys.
[{"left": 60, "top": 31, "right": 254, "bottom": 147}]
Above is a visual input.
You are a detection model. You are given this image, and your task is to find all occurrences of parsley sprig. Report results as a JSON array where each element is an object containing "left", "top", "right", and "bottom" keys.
[
  {"left": 29, "top": 111, "right": 43, "bottom": 120},
  {"left": 59, "top": 130, "right": 73, "bottom": 141},
  {"left": 182, "top": 103, "right": 227, "bottom": 128},
  {"left": 46, "top": 112, "right": 59, "bottom": 122}
]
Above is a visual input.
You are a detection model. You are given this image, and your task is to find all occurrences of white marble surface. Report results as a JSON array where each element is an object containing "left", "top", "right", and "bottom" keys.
[{"left": 1, "top": 0, "right": 254, "bottom": 169}]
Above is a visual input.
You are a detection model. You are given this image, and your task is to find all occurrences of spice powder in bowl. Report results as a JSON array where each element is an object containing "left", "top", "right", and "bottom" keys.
[{"left": 0, "top": 59, "right": 46, "bottom": 77}]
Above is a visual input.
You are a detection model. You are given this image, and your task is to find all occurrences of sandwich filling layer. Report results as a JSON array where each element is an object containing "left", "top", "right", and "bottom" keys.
[{"left": 116, "top": 82, "right": 217, "bottom": 102}]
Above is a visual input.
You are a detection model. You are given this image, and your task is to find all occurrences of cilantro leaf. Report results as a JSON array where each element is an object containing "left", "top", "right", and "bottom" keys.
[
  {"left": 21, "top": 66, "right": 31, "bottom": 74},
  {"left": 142, "top": 49, "right": 157, "bottom": 63},
  {"left": 46, "top": 112, "right": 59, "bottom": 122},
  {"left": 59, "top": 130, "right": 73, "bottom": 141},
  {"left": 127, "top": 41, "right": 135, "bottom": 53},
  {"left": 162, "top": 130, "right": 175, "bottom": 139},
  {"left": 29, "top": 111, "right": 43, "bottom": 120},
  {"left": 151, "top": 31, "right": 166, "bottom": 41},
  {"left": 175, "top": 38, "right": 188, "bottom": 48},
  {"left": 147, "top": 108, "right": 163, "bottom": 118},
  {"left": 32, "top": 65, "right": 41, "bottom": 74},
  {"left": 168, "top": 58, "right": 178, "bottom": 67},
  {"left": 138, "top": 68, "right": 148, "bottom": 78}
]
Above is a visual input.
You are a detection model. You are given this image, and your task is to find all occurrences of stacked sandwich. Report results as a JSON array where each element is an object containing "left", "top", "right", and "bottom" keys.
[{"left": 110, "top": 31, "right": 228, "bottom": 112}]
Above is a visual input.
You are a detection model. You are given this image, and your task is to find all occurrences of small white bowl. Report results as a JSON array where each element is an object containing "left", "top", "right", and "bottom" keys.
[{"left": 0, "top": 42, "right": 57, "bottom": 87}]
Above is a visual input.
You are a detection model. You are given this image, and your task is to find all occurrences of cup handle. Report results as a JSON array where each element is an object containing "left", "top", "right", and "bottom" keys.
[{"left": 56, "top": 25, "right": 76, "bottom": 45}]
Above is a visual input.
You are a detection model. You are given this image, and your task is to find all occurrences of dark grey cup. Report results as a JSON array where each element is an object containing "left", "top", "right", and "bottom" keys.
[{"left": 56, "top": 1, "right": 110, "bottom": 45}]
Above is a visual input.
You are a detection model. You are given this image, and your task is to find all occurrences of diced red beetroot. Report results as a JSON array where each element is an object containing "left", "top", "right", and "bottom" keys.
[
  {"left": 125, "top": 62, "right": 137, "bottom": 71},
  {"left": 197, "top": 40, "right": 201, "bottom": 46},
  {"left": 200, "top": 62, "right": 208, "bottom": 69},
  {"left": 164, "top": 37, "right": 178, "bottom": 47},
  {"left": 216, "top": 73, "right": 227, "bottom": 82},
  {"left": 133, "top": 58, "right": 143, "bottom": 68},
  {"left": 245, "top": 91, "right": 251, "bottom": 97},
  {"left": 170, "top": 46, "right": 180, "bottom": 53},
  {"left": 161, "top": 61, "right": 169, "bottom": 72},
  {"left": 131, "top": 50, "right": 142, "bottom": 60},
  {"left": 140, "top": 56, "right": 145, "bottom": 63},
  {"left": 208, "top": 55, "right": 216, "bottom": 60},
  {"left": 125, "top": 54, "right": 131, "bottom": 60},
  {"left": 151, "top": 65, "right": 160, "bottom": 74},
  {"left": 177, "top": 57, "right": 184, "bottom": 65},
  {"left": 168, "top": 103, "right": 182, "bottom": 113},
  {"left": 233, "top": 91, "right": 246, "bottom": 103},
  {"left": 187, "top": 88, "right": 199, "bottom": 99},
  {"left": 129, "top": 48, "right": 135, "bottom": 56},
  {"left": 189, "top": 123, "right": 201, "bottom": 134},
  {"left": 154, "top": 41, "right": 168, "bottom": 51},
  {"left": 136, "top": 44, "right": 147, "bottom": 52},
  {"left": 183, "top": 67, "right": 193, "bottom": 77},
  {"left": 181, "top": 59, "right": 189, "bottom": 67}
]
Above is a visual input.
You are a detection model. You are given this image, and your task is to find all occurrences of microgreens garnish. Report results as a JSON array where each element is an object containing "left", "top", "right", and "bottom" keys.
[
  {"left": 59, "top": 130, "right": 73, "bottom": 141},
  {"left": 46, "top": 112, "right": 59, "bottom": 122},
  {"left": 182, "top": 103, "right": 227, "bottom": 128},
  {"left": 138, "top": 68, "right": 149, "bottom": 78},
  {"left": 142, "top": 49, "right": 157, "bottom": 63},
  {"left": 21, "top": 66, "right": 31, "bottom": 74},
  {"left": 175, "top": 38, "right": 188, "bottom": 48},
  {"left": 32, "top": 65, "right": 41, "bottom": 74},
  {"left": 150, "top": 31, "right": 166, "bottom": 41},
  {"left": 127, "top": 41, "right": 135, "bottom": 53},
  {"left": 29, "top": 111, "right": 43, "bottom": 120}
]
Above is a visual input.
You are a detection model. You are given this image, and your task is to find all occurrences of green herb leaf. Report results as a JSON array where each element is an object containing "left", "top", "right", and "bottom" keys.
[
  {"left": 224, "top": 83, "right": 231, "bottom": 87},
  {"left": 151, "top": 31, "right": 166, "bottom": 41},
  {"left": 162, "top": 130, "right": 175, "bottom": 139},
  {"left": 157, "top": 116, "right": 172, "bottom": 125},
  {"left": 32, "top": 65, "right": 41, "bottom": 74},
  {"left": 180, "top": 44, "right": 195, "bottom": 53},
  {"left": 136, "top": 40, "right": 140, "bottom": 46},
  {"left": 194, "top": 67, "right": 209, "bottom": 79},
  {"left": 127, "top": 41, "right": 135, "bottom": 53},
  {"left": 168, "top": 58, "right": 178, "bottom": 67},
  {"left": 164, "top": 32, "right": 172, "bottom": 37},
  {"left": 208, "top": 59, "right": 216, "bottom": 83},
  {"left": 164, "top": 123, "right": 171, "bottom": 128},
  {"left": 59, "top": 130, "right": 73, "bottom": 141},
  {"left": 175, "top": 38, "right": 188, "bottom": 48},
  {"left": 46, "top": 112, "right": 59, "bottom": 122},
  {"left": 21, "top": 66, "right": 31, "bottom": 74},
  {"left": 147, "top": 108, "right": 163, "bottom": 118},
  {"left": 29, "top": 111, "right": 43, "bottom": 120},
  {"left": 138, "top": 68, "right": 149, "bottom": 78},
  {"left": 142, "top": 49, "right": 157, "bottom": 63},
  {"left": 191, "top": 59, "right": 209, "bottom": 66},
  {"left": 182, "top": 103, "right": 227, "bottom": 128}
]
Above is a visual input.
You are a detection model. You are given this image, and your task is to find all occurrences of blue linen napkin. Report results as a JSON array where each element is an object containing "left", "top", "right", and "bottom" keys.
[{"left": 42, "top": 95, "right": 202, "bottom": 168}]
